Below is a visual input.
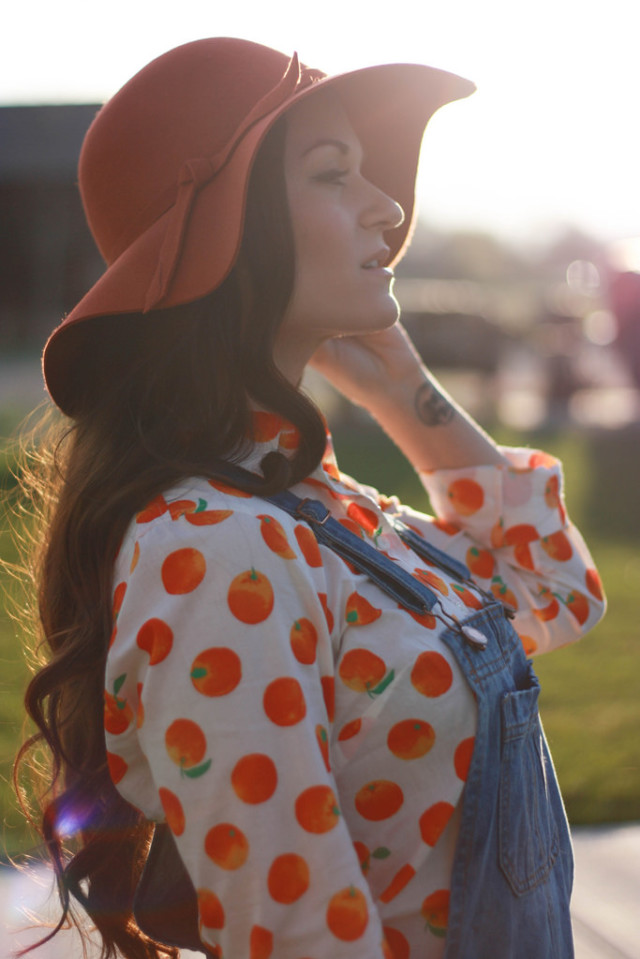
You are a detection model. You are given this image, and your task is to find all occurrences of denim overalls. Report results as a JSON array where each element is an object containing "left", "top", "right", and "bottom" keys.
[{"left": 134, "top": 478, "right": 575, "bottom": 958}]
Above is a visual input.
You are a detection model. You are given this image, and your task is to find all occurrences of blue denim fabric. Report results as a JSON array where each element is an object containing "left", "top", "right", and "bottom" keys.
[{"left": 439, "top": 603, "right": 574, "bottom": 959}]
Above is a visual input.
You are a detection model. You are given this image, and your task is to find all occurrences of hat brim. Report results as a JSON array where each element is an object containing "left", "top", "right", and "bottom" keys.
[{"left": 43, "top": 61, "right": 474, "bottom": 415}]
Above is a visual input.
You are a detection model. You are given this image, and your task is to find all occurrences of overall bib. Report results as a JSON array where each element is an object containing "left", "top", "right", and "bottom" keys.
[
  {"left": 133, "top": 479, "right": 575, "bottom": 959},
  {"left": 438, "top": 602, "right": 574, "bottom": 958}
]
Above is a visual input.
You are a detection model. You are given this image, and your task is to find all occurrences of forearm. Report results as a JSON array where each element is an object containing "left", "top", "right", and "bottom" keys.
[{"left": 366, "top": 364, "right": 509, "bottom": 472}]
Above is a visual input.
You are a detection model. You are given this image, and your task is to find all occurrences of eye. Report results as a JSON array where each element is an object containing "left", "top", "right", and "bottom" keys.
[{"left": 313, "top": 167, "right": 350, "bottom": 186}]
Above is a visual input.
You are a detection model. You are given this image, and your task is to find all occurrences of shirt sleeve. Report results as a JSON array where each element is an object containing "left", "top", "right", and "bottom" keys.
[
  {"left": 105, "top": 502, "right": 389, "bottom": 959},
  {"left": 383, "top": 446, "right": 606, "bottom": 655}
]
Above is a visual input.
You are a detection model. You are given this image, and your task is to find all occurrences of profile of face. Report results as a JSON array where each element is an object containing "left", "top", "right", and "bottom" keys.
[{"left": 274, "top": 91, "right": 405, "bottom": 379}]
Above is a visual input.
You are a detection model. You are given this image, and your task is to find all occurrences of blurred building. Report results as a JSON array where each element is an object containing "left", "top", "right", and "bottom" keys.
[{"left": 0, "top": 104, "right": 102, "bottom": 350}]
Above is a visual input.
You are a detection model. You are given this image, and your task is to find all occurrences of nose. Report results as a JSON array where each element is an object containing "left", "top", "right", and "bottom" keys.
[{"left": 360, "top": 179, "right": 405, "bottom": 232}]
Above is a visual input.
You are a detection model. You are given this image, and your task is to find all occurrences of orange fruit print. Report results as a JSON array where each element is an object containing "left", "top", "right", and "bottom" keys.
[
  {"left": 447, "top": 478, "right": 484, "bottom": 516},
  {"left": 249, "top": 924, "right": 273, "bottom": 959},
  {"left": 518, "top": 633, "right": 538, "bottom": 656},
  {"left": 338, "top": 648, "right": 390, "bottom": 695},
  {"left": 585, "top": 568, "right": 604, "bottom": 600},
  {"left": 421, "top": 888, "right": 450, "bottom": 937},
  {"left": 316, "top": 724, "right": 331, "bottom": 771},
  {"left": 318, "top": 593, "right": 334, "bottom": 632},
  {"left": 326, "top": 886, "right": 369, "bottom": 941},
  {"left": 451, "top": 583, "right": 483, "bottom": 609},
  {"left": 387, "top": 719, "right": 435, "bottom": 760},
  {"left": 454, "top": 737, "right": 475, "bottom": 782},
  {"left": 263, "top": 676, "right": 306, "bottom": 726},
  {"left": 355, "top": 780, "right": 404, "bottom": 821},
  {"left": 185, "top": 508, "right": 233, "bottom": 526},
  {"left": 295, "top": 784, "right": 340, "bottom": 833},
  {"left": 136, "top": 617, "right": 173, "bottom": 665},
  {"left": 191, "top": 646, "right": 242, "bottom": 697},
  {"left": 321, "top": 675, "right": 335, "bottom": 722},
  {"left": 419, "top": 801, "right": 454, "bottom": 846},
  {"left": 267, "top": 853, "right": 310, "bottom": 903},
  {"left": 289, "top": 618, "right": 318, "bottom": 664},
  {"left": 490, "top": 576, "right": 518, "bottom": 610},
  {"left": 533, "top": 585, "right": 560, "bottom": 622},
  {"left": 167, "top": 498, "right": 197, "bottom": 519},
  {"left": 231, "top": 753, "right": 278, "bottom": 804},
  {"left": 136, "top": 494, "right": 168, "bottom": 523},
  {"left": 227, "top": 568, "right": 274, "bottom": 624},
  {"left": 104, "top": 690, "right": 133, "bottom": 736},
  {"left": 345, "top": 591, "right": 383, "bottom": 625},
  {"left": 165, "top": 718, "right": 211, "bottom": 777},
  {"left": 353, "top": 840, "right": 370, "bottom": 874},
  {"left": 383, "top": 925, "right": 410, "bottom": 959},
  {"left": 158, "top": 786, "right": 186, "bottom": 836},
  {"left": 161, "top": 547, "right": 206, "bottom": 594},
  {"left": 257, "top": 514, "right": 296, "bottom": 559},
  {"left": 414, "top": 568, "right": 449, "bottom": 596},
  {"left": 379, "top": 864, "right": 416, "bottom": 903},
  {"left": 197, "top": 888, "right": 225, "bottom": 929},
  {"left": 251, "top": 411, "right": 283, "bottom": 442},
  {"left": 347, "top": 502, "right": 380, "bottom": 536},
  {"left": 565, "top": 588, "right": 590, "bottom": 625},
  {"left": 205, "top": 823, "right": 249, "bottom": 870},
  {"left": 406, "top": 606, "right": 437, "bottom": 629},
  {"left": 338, "top": 718, "right": 362, "bottom": 741},
  {"left": 106, "top": 751, "right": 127, "bottom": 785},
  {"left": 503, "top": 523, "right": 539, "bottom": 546},
  {"left": 411, "top": 651, "right": 453, "bottom": 698},
  {"left": 294, "top": 524, "right": 323, "bottom": 566},
  {"left": 466, "top": 545, "right": 495, "bottom": 579},
  {"left": 541, "top": 530, "right": 573, "bottom": 561},
  {"left": 208, "top": 478, "right": 252, "bottom": 498},
  {"left": 112, "top": 581, "right": 127, "bottom": 619}
]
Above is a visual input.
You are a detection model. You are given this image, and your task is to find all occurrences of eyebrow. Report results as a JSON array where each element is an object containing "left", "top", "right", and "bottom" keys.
[{"left": 301, "top": 138, "right": 350, "bottom": 158}]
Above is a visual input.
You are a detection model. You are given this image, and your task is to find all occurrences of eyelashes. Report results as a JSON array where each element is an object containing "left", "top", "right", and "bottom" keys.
[{"left": 312, "top": 168, "right": 350, "bottom": 186}]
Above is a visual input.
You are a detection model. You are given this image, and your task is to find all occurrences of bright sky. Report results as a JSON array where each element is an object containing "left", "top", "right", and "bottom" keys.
[{"left": 4, "top": 0, "right": 639, "bottom": 245}]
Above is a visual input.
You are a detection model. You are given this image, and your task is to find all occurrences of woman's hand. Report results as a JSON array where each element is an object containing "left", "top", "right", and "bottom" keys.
[
  {"left": 309, "top": 322, "right": 424, "bottom": 410},
  {"left": 310, "top": 321, "right": 507, "bottom": 472}
]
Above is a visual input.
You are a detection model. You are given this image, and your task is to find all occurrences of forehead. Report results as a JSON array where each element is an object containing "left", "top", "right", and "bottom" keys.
[{"left": 283, "top": 90, "right": 360, "bottom": 157}]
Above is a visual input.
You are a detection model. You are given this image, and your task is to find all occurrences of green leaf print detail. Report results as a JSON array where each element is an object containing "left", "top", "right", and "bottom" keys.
[
  {"left": 369, "top": 669, "right": 395, "bottom": 698},
  {"left": 183, "top": 758, "right": 212, "bottom": 779},
  {"left": 372, "top": 847, "right": 391, "bottom": 860},
  {"left": 191, "top": 667, "right": 208, "bottom": 680},
  {"left": 113, "top": 674, "right": 126, "bottom": 697},
  {"left": 196, "top": 498, "right": 208, "bottom": 512},
  {"left": 427, "top": 924, "right": 447, "bottom": 939}
]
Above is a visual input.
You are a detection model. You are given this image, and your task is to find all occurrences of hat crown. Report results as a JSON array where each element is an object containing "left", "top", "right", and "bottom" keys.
[{"left": 79, "top": 39, "right": 297, "bottom": 265}]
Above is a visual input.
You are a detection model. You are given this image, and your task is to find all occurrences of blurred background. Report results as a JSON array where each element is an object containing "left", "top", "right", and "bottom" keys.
[{"left": 1, "top": 0, "right": 639, "bottom": 954}]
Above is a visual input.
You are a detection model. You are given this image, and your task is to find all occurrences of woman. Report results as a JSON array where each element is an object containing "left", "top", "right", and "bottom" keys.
[{"left": 19, "top": 38, "right": 605, "bottom": 959}]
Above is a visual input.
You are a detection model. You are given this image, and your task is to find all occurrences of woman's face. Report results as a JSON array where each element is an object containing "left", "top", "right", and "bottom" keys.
[{"left": 274, "top": 91, "right": 405, "bottom": 380}]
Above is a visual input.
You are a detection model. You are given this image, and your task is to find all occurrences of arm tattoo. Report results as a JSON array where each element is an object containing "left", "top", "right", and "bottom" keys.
[{"left": 414, "top": 381, "right": 455, "bottom": 427}]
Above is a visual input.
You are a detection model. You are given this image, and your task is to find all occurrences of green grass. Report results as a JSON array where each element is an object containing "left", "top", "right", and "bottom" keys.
[{"left": 1, "top": 413, "right": 638, "bottom": 860}]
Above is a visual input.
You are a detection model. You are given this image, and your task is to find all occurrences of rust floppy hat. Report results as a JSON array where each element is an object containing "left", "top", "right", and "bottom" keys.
[{"left": 42, "top": 37, "right": 474, "bottom": 415}]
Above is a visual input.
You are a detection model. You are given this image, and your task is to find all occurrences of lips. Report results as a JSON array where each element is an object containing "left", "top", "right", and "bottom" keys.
[{"left": 361, "top": 247, "right": 391, "bottom": 270}]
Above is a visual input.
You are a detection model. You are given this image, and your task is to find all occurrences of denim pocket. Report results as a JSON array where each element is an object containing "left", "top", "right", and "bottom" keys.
[{"left": 498, "top": 665, "right": 559, "bottom": 896}]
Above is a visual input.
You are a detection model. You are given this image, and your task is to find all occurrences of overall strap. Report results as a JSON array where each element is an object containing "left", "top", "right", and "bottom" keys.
[
  {"left": 267, "top": 487, "right": 439, "bottom": 613},
  {"left": 210, "top": 460, "right": 441, "bottom": 612}
]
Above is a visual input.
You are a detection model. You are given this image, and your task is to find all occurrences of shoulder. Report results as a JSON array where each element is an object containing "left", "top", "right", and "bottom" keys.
[{"left": 115, "top": 475, "right": 328, "bottom": 595}]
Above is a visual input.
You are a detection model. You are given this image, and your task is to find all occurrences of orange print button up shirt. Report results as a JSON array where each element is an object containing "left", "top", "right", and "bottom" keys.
[{"left": 105, "top": 413, "right": 605, "bottom": 959}]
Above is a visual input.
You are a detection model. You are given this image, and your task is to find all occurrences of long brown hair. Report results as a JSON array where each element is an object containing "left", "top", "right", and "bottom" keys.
[{"left": 14, "top": 115, "right": 327, "bottom": 958}]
